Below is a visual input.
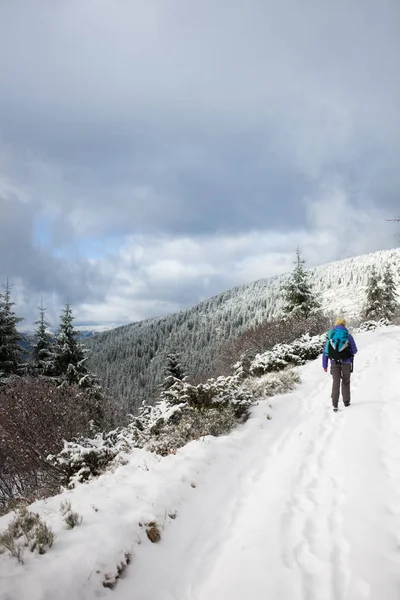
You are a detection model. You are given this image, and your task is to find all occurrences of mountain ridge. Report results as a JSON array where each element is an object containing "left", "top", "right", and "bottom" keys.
[{"left": 87, "top": 246, "right": 400, "bottom": 411}]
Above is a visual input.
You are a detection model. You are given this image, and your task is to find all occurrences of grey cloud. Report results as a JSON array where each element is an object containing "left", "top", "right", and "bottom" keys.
[
  {"left": 0, "top": 194, "right": 116, "bottom": 319},
  {"left": 0, "top": 0, "right": 399, "bottom": 326},
  {"left": 1, "top": 1, "right": 398, "bottom": 221},
  {"left": 1, "top": 129, "right": 311, "bottom": 239}
]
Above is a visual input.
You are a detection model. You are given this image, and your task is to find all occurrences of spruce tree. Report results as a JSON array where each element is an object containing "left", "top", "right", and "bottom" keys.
[
  {"left": 31, "top": 301, "right": 55, "bottom": 376},
  {"left": 281, "top": 248, "right": 320, "bottom": 318},
  {"left": 161, "top": 352, "right": 186, "bottom": 392},
  {"left": 363, "top": 266, "right": 384, "bottom": 320},
  {"left": 381, "top": 264, "right": 398, "bottom": 320},
  {"left": 54, "top": 302, "right": 89, "bottom": 386},
  {"left": 159, "top": 352, "right": 187, "bottom": 405},
  {"left": 0, "top": 281, "right": 24, "bottom": 379}
]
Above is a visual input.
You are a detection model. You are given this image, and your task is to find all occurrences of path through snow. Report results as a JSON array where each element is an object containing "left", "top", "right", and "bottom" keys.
[
  {"left": 116, "top": 327, "right": 400, "bottom": 600},
  {"left": 2, "top": 327, "right": 400, "bottom": 600}
]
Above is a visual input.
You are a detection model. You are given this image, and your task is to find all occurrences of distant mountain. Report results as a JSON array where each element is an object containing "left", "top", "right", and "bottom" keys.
[
  {"left": 74, "top": 324, "right": 121, "bottom": 335},
  {"left": 18, "top": 328, "right": 109, "bottom": 363},
  {"left": 87, "top": 247, "right": 400, "bottom": 413}
]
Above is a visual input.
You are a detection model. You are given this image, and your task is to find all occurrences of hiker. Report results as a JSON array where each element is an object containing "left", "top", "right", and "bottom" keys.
[{"left": 322, "top": 318, "right": 358, "bottom": 412}]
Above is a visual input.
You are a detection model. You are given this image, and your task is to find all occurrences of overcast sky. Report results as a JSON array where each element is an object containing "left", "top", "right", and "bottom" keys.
[{"left": 1, "top": 0, "right": 399, "bottom": 329}]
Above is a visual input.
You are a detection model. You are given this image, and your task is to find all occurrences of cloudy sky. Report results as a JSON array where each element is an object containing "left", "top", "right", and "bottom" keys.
[{"left": 1, "top": 0, "right": 399, "bottom": 329}]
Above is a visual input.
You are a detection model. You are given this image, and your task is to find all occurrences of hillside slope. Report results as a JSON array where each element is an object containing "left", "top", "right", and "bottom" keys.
[
  {"left": 88, "top": 247, "right": 400, "bottom": 410},
  {"left": 2, "top": 326, "right": 400, "bottom": 600}
]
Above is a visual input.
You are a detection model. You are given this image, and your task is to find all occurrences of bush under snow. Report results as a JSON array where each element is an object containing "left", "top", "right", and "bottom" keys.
[
  {"left": 47, "top": 359, "right": 306, "bottom": 486},
  {"left": 243, "top": 369, "right": 301, "bottom": 399},
  {"left": 355, "top": 318, "right": 390, "bottom": 332},
  {"left": 46, "top": 328, "right": 330, "bottom": 488},
  {"left": 250, "top": 333, "right": 325, "bottom": 376}
]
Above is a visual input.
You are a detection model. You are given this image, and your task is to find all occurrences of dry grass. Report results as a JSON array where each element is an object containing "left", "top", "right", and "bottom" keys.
[
  {"left": 0, "top": 531, "right": 24, "bottom": 563},
  {"left": 60, "top": 500, "right": 83, "bottom": 529},
  {"left": 0, "top": 506, "right": 55, "bottom": 562}
]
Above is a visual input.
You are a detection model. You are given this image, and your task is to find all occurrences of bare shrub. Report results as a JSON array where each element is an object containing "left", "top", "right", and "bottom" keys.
[
  {"left": 217, "top": 312, "right": 331, "bottom": 375},
  {"left": 0, "top": 376, "right": 119, "bottom": 509}
]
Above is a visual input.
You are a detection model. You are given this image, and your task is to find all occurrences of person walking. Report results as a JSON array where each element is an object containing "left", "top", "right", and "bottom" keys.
[{"left": 322, "top": 318, "right": 358, "bottom": 412}]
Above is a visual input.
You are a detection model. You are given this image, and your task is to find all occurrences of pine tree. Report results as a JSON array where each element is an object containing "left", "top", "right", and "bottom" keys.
[
  {"left": 381, "top": 264, "right": 398, "bottom": 320},
  {"left": 281, "top": 248, "right": 320, "bottom": 318},
  {"left": 161, "top": 352, "right": 186, "bottom": 392},
  {"left": 363, "top": 266, "right": 384, "bottom": 320},
  {"left": 0, "top": 281, "right": 24, "bottom": 379},
  {"left": 233, "top": 353, "right": 252, "bottom": 380},
  {"left": 54, "top": 302, "right": 106, "bottom": 419},
  {"left": 159, "top": 352, "right": 188, "bottom": 405},
  {"left": 54, "top": 302, "right": 89, "bottom": 386},
  {"left": 31, "top": 301, "right": 55, "bottom": 376}
]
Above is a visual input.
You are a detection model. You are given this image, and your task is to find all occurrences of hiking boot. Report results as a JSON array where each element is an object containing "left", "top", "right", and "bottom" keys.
[
  {"left": 344, "top": 402, "right": 350, "bottom": 407},
  {"left": 333, "top": 407, "right": 338, "bottom": 412}
]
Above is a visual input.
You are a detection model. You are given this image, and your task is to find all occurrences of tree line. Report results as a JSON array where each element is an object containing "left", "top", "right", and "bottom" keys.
[
  {"left": 0, "top": 283, "right": 97, "bottom": 390},
  {"left": 280, "top": 248, "right": 398, "bottom": 322},
  {"left": 0, "top": 284, "right": 119, "bottom": 511},
  {"left": 1, "top": 249, "right": 398, "bottom": 407}
]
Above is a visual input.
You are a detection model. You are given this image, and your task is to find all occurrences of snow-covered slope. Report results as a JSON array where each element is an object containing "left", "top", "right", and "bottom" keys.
[
  {"left": 88, "top": 247, "right": 400, "bottom": 410},
  {"left": 2, "top": 326, "right": 400, "bottom": 600},
  {"left": 310, "top": 247, "right": 400, "bottom": 317}
]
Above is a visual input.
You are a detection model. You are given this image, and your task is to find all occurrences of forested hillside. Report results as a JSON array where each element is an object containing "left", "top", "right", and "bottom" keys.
[{"left": 87, "top": 248, "right": 400, "bottom": 411}]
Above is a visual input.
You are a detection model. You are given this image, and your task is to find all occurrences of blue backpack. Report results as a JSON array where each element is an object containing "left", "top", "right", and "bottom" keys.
[{"left": 325, "top": 328, "right": 353, "bottom": 361}]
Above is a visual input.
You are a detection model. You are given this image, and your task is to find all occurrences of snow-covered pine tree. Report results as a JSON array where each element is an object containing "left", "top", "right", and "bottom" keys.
[
  {"left": 54, "top": 302, "right": 90, "bottom": 387},
  {"left": 381, "top": 263, "right": 398, "bottom": 320},
  {"left": 54, "top": 303, "right": 107, "bottom": 427},
  {"left": 281, "top": 248, "right": 320, "bottom": 318},
  {"left": 161, "top": 352, "right": 186, "bottom": 391},
  {"left": 0, "top": 281, "right": 24, "bottom": 380},
  {"left": 233, "top": 353, "right": 252, "bottom": 380},
  {"left": 159, "top": 352, "right": 188, "bottom": 405},
  {"left": 31, "top": 301, "right": 55, "bottom": 376},
  {"left": 363, "top": 266, "right": 385, "bottom": 320}
]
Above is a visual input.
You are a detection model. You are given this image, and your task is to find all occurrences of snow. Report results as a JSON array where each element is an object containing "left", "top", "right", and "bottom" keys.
[{"left": 2, "top": 326, "right": 400, "bottom": 599}]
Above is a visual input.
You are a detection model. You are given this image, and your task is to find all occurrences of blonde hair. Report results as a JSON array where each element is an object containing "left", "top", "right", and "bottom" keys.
[{"left": 335, "top": 317, "right": 346, "bottom": 326}]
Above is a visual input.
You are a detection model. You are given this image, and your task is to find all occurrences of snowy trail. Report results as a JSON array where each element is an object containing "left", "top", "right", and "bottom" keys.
[
  {"left": 2, "top": 327, "right": 400, "bottom": 600},
  {"left": 116, "top": 327, "right": 400, "bottom": 600}
]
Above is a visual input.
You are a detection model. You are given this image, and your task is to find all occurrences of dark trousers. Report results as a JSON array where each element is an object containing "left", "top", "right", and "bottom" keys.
[{"left": 330, "top": 362, "right": 352, "bottom": 408}]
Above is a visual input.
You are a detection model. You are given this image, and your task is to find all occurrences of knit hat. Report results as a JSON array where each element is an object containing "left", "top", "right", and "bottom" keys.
[{"left": 335, "top": 317, "right": 346, "bottom": 326}]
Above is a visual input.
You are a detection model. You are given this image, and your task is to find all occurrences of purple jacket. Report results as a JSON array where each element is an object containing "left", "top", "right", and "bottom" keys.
[{"left": 322, "top": 325, "right": 358, "bottom": 370}]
